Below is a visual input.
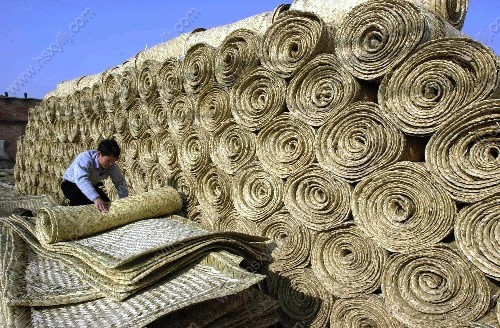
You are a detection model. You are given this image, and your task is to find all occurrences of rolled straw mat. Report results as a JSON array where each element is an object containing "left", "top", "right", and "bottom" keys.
[
  {"left": 379, "top": 38, "right": 499, "bottom": 135},
  {"left": 197, "top": 82, "right": 232, "bottom": 133},
  {"left": 0, "top": 195, "right": 57, "bottom": 217},
  {"left": 382, "top": 244, "right": 491, "bottom": 328},
  {"left": 36, "top": 187, "right": 183, "bottom": 244},
  {"left": 426, "top": 99, "right": 500, "bottom": 203},
  {"left": 352, "top": 161, "right": 456, "bottom": 253}
]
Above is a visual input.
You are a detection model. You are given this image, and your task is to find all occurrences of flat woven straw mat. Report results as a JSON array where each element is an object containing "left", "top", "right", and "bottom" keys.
[
  {"left": 0, "top": 195, "right": 57, "bottom": 217},
  {"left": 36, "top": 187, "right": 182, "bottom": 243}
]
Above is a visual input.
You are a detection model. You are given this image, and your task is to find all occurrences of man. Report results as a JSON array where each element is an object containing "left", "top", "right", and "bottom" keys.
[{"left": 61, "top": 139, "right": 128, "bottom": 213}]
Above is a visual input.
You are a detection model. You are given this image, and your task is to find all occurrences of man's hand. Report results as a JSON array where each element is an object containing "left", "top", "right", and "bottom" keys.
[{"left": 94, "top": 197, "right": 109, "bottom": 213}]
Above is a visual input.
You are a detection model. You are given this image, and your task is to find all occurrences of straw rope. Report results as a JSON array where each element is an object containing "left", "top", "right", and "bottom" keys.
[
  {"left": 315, "top": 101, "right": 407, "bottom": 183},
  {"left": 215, "top": 29, "right": 261, "bottom": 87},
  {"left": 330, "top": 294, "right": 404, "bottom": 328},
  {"left": 230, "top": 67, "right": 286, "bottom": 131},
  {"left": 178, "top": 129, "right": 211, "bottom": 177},
  {"left": 210, "top": 120, "right": 256, "bottom": 174},
  {"left": 382, "top": 244, "right": 491, "bottom": 328},
  {"left": 270, "top": 268, "right": 333, "bottom": 328},
  {"left": 261, "top": 10, "right": 332, "bottom": 78},
  {"left": 257, "top": 209, "right": 311, "bottom": 272},
  {"left": 197, "top": 165, "right": 233, "bottom": 218},
  {"left": 183, "top": 43, "right": 216, "bottom": 95},
  {"left": 379, "top": 38, "right": 499, "bottom": 135},
  {"left": 167, "top": 94, "right": 195, "bottom": 138},
  {"left": 137, "top": 59, "right": 161, "bottom": 101},
  {"left": 36, "top": 187, "right": 182, "bottom": 244},
  {"left": 257, "top": 113, "right": 316, "bottom": 178},
  {"left": 426, "top": 99, "right": 500, "bottom": 203},
  {"left": 287, "top": 53, "right": 362, "bottom": 127},
  {"left": 352, "top": 161, "right": 456, "bottom": 253},
  {"left": 336, "top": 0, "right": 460, "bottom": 80},
  {"left": 232, "top": 163, "right": 283, "bottom": 222},
  {"left": 311, "top": 223, "right": 388, "bottom": 297},
  {"left": 284, "top": 164, "right": 352, "bottom": 231},
  {"left": 157, "top": 58, "right": 184, "bottom": 104},
  {"left": 118, "top": 66, "right": 139, "bottom": 111},
  {"left": 455, "top": 195, "right": 500, "bottom": 280},
  {"left": 197, "top": 82, "right": 232, "bottom": 132}
]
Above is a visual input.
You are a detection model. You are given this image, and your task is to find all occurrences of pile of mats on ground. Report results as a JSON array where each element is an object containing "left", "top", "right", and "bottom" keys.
[
  {"left": 11, "top": 0, "right": 500, "bottom": 326},
  {"left": 0, "top": 189, "right": 278, "bottom": 327}
]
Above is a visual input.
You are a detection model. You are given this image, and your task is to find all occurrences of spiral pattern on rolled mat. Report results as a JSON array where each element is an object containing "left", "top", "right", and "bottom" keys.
[
  {"left": 80, "top": 87, "right": 94, "bottom": 120},
  {"left": 168, "top": 95, "right": 195, "bottom": 138},
  {"left": 113, "top": 108, "right": 130, "bottom": 139},
  {"left": 315, "top": 101, "right": 407, "bottom": 183},
  {"left": 197, "top": 165, "right": 233, "bottom": 217},
  {"left": 330, "top": 294, "right": 404, "bottom": 328},
  {"left": 147, "top": 97, "right": 169, "bottom": 135},
  {"left": 178, "top": 129, "right": 211, "bottom": 177},
  {"left": 421, "top": 0, "right": 469, "bottom": 29},
  {"left": 311, "top": 223, "right": 388, "bottom": 297},
  {"left": 43, "top": 97, "right": 57, "bottom": 123},
  {"left": 284, "top": 164, "right": 351, "bottom": 231},
  {"left": 232, "top": 163, "right": 284, "bottom": 222},
  {"left": 211, "top": 121, "right": 256, "bottom": 174},
  {"left": 353, "top": 161, "right": 456, "bottom": 253},
  {"left": 215, "top": 29, "right": 261, "bottom": 88},
  {"left": 119, "top": 66, "right": 139, "bottom": 111},
  {"left": 261, "top": 10, "right": 332, "bottom": 79},
  {"left": 128, "top": 101, "right": 147, "bottom": 140},
  {"left": 382, "top": 244, "right": 491, "bottom": 328},
  {"left": 231, "top": 67, "right": 286, "bottom": 131},
  {"left": 336, "top": 0, "right": 458, "bottom": 80},
  {"left": 182, "top": 43, "right": 216, "bottom": 95},
  {"left": 67, "top": 121, "right": 80, "bottom": 143},
  {"left": 156, "top": 131, "right": 179, "bottom": 174},
  {"left": 271, "top": 3, "right": 290, "bottom": 22},
  {"left": 217, "top": 211, "right": 257, "bottom": 235},
  {"left": 97, "top": 114, "right": 115, "bottom": 139},
  {"left": 426, "top": 99, "right": 500, "bottom": 203},
  {"left": 257, "top": 209, "right": 311, "bottom": 272},
  {"left": 129, "top": 161, "right": 148, "bottom": 194},
  {"left": 138, "top": 59, "right": 161, "bottom": 101},
  {"left": 197, "top": 82, "right": 232, "bottom": 132},
  {"left": 171, "top": 169, "right": 197, "bottom": 210},
  {"left": 88, "top": 116, "right": 103, "bottom": 142},
  {"left": 257, "top": 113, "right": 316, "bottom": 178},
  {"left": 64, "top": 94, "right": 76, "bottom": 119},
  {"left": 146, "top": 164, "right": 170, "bottom": 191},
  {"left": 379, "top": 38, "right": 499, "bottom": 136},
  {"left": 91, "top": 83, "right": 105, "bottom": 114},
  {"left": 102, "top": 70, "right": 121, "bottom": 113},
  {"left": 269, "top": 268, "right": 332, "bottom": 328},
  {"left": 455, "top": 195, "right": 500, "bottom": 280},
  {"left": 123, "top": 139, "right": 139, "bottom": 169},
  {"left": 138, "top": 132, "right": 158, "bottom": 172},
  {"left": 158, "top": 58, "right": 184, "bottom": 104},
  {"left": 287, "top": 53, "right": 361, "bottom": 127}
]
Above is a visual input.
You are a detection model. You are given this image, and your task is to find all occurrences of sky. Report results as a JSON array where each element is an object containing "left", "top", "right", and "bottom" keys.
[{"left": 1, "top": 0, "right": 499, "bottom": 100}]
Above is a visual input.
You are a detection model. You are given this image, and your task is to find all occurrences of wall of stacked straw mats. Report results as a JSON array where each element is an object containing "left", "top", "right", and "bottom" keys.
[{"left": 13, "top": 0, "right": 500, "bottom": 326}]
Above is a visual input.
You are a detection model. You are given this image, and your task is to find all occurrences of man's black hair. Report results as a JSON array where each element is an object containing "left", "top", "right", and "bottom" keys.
[{"left": 98, "top": 139, "right": 121, "bottom": 157}]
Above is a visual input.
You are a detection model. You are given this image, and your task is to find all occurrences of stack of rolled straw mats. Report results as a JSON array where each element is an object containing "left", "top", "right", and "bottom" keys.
[
  {"left": 0, "top": 187, "right": 278, "bottom": 327},
  {"left": 13, "top": 0, "right": 500, "bottom": 326}
]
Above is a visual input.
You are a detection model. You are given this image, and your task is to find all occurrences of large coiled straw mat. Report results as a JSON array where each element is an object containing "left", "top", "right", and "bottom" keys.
[
  {"left": 137, "top": 59, "right": 161, "bottom": 101},
  {"left": 231, "top": 163, "right": 283, "bottom": 222},
  {"left": 157, "top": 57, "right": 184, "bottom": 104},
  {"left": 146, "top": 97, "right": 169, "bottom": 135},
  {"left": 210, "top": 120, "right": 256, "bottom": 174},
  {"left": 128, "top": 100, "right": 148, "bottom": 139},
  {"left": 284, "top": 164, "right": 352, "bottom": 231},
  {"left": 336, "top": 0, "right": 461, "bottom": 81},
  {"left": 268, "top": 268, "right": 333, "bottom": 328},
  {"left": 215, "top": 29, "right": 261, "bottom": 88},
  {"left": 197, "top": 165, "right": 233, "bottom": 218},
  {"left": 102, "top": 68, "right": 121, "bottom": 113},
  {"left": 426, "top": 99, "right": 500, "bottom": 203},
  {"left": 156, "top": 131, "right": 179, "bottom": 174},
  {"left": 91, "top": 81, "right": 105, "bottom": 114},
  {"left": 329, "top": 294, "right": 404, "bottom": 328},
  {"left": 257, "top": 113, "right": 316, "bottom": 178},
  {"left": 168, "top": 94, "right": 196, "bottom": 138},
  {"left": 257, "top": 209, "right": 311, "bottom": 272},
  {"left": 14, "top": 252, "right": 266, "bottom": 328},
  {"left": 261, "top": 10, "right": 333, "bottom": 79},
  {"left": 0, "top": 223, "right": 101, "bottom": 307},
  {"left": 315, "top": 101, "right": 408, "bottom": 183},
  {"left": 287, "top": 53, "right": 362, "bottom": 127},
  {"left": 118, "top": 65, "right": 139, "bottom": 111},
  {"left": 182, "top": 43, "right": 216, "bottom": 95},
  {"left": 0, "top": 195, "right": 57, "bottom": 217},
  {"left": 455, "top": 195, "right": 500, "bottom": 280},
  {"left": 352, "top": 161, "right": 456, "bottom": 253},
  {"left": 311, "top": 223, "right": 388, "bottom": 298},
  {"left": 177, "top": 128, "right": 211, "bottom": 177},
  {"left": 231, "top": 66, "right": 286, "bottom": 131},
  {"left": 382, "top": 244, "right": 491, "bottom": 328},
  {"left": 197, "top": 82, "right": 232, "bottom": 132},
  {"left": 36, "top": 187, "right": 182, "bottom": 244},
  {"left": 379, "top": 38, "right": 499, "bottom": 135},
  {"left": 215, "top": 210, "right": 258, "bottom": 236}
]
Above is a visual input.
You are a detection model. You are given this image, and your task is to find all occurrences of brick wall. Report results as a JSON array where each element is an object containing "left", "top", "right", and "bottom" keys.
[{"left": 0, "top": 97, "right": 41, "bottom": 160}]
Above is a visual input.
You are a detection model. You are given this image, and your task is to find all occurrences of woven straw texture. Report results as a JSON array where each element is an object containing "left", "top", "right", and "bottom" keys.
[
  {"left": 0, "top": 195, "right": 57, "bottom": 217},
  {"left": 15, "top": 0, "right": 500, "bottom": 326}
]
